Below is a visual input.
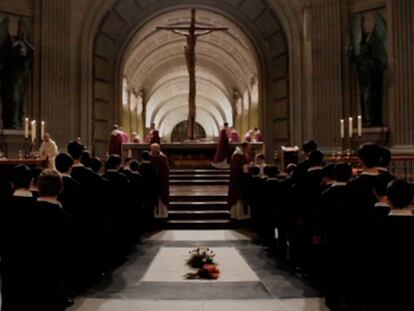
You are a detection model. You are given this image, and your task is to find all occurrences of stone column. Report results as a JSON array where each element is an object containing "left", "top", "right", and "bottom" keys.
[
  {"left": 309, "top": 0, "right": 343, "bottom": 149},
  {"left": 388, "top": 0, "right": 414, "bottom": 149},
  {"left": 39, "top": 0, "right": 72, "bottom": 147}
]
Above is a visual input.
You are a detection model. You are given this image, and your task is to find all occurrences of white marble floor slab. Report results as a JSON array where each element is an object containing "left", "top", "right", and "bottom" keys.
[
  {"left": 69, "top": 298, "right": 329, "bottom": 311},
  {"left": 146, "top": 230, "right": 253, "bottom": 242},
  {"left": 141, "top": 247, "right": 259, "bottom": 282}
]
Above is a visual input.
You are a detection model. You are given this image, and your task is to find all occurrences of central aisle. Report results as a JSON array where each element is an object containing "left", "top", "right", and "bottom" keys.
[{"left": 69, "top": 230, "right": 328, "bottom": 311}]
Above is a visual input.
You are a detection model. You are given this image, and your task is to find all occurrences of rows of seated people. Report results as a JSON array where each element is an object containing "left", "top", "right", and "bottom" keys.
[
  {"left": 0, "top": 141, "right": 163, "bottom": 311},
  {"left": 246, "top": 141, "right": 414, "bottom": 311}
]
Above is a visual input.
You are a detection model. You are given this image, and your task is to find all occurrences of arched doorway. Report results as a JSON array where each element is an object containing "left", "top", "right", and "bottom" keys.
[
  {"left": 87, "top": 0, "right": 292, "bottom": 158},
  {"left": 171, "top": 121, "right": 206, "bottom": 143}
]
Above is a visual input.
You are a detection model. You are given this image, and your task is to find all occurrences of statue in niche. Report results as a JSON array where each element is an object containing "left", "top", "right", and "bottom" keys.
[
  {"left": 0, "top": 17, "right": 34, "bottom": 129},
  {"left": 349, "top": 11, "right": 387, "bottom": 127}
]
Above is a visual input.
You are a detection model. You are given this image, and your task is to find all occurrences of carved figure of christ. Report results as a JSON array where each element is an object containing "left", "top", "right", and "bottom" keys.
[{"left": 157, "top": 9, "right": 227, "bottom": 140}]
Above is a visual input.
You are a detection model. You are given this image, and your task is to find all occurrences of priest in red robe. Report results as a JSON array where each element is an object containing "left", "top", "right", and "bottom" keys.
[
  {"left": 149, "top": 143, "right": 169, "bottom": 218},
  {"left": 120, "top": 128, "right": 129, "bottom": 143},
  {"left": 228, "top": 142, "right": 252, "bottom": 220},
  {"left": 229, "top": 128, "right": 241, "bottom": 142},
  {"left": 150, "top": 130, "right": 161, "bottom": 145},
  {"left": 254, "top": 128, "right": 263, "bottom": 142},
  {"left": 211, "top": 122, "right": 230, "bottom": 169},
  {"left": 108, "top": 124, "right": 124, "bottom": 156},
  {"left": 243, "top": 129, "right": 254, "bottom": 142},
  {"left": 145, "top": 123, "right": 156, "bottom": 143}
]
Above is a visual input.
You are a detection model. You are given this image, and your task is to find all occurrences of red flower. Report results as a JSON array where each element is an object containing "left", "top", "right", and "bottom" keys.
[{"left": 203, "top": 264, "right": 220, "bottom": 279}]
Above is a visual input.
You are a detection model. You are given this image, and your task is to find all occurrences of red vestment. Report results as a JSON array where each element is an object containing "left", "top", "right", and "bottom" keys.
[
  {"left": 150, "top": 153, "right": 169, "bottom": 207},
  {"left": 109, "top": 130, "right": 123, "bottom": 156},
  {"left": 243, "top": 133, "right": 252, "bottom": 142},
  {"left": 121, "top": 131, "right": 129, "bottom": 143},
  {"left": 132, "top": 136, "right": 141, "bottom": 143},
  {"left": 213, "top": 128, "right": 230, "bottom": 163},
  {"left": 229, "top": 130, "right": 240, "bottom": 142},
  {"left": 227, "top": 150, "right": 249, "bottom": 208},
  {"left": 150, "top": 130, "right": 161, "bottom": 145},
  {"left": 254, "top": 130, "right": 263, "bottom": 142}
]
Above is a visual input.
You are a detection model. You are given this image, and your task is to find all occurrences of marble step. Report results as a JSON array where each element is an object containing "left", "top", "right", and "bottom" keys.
[
  {"left": 170, "top": 179, "right": 229, "bottom": 186},
  {"left": 170, "top": 174, "right": 230, "bottom": 180},
  {"left": 166, "top": 219, "right": 232, "bottom": 229},
  {"left": 168, "top": 210, "right": 230, "bottom": 220},
  {"left": 169, "top": 201, "right": 228, "bottom": 210},
  {"left": 170, "top": 194, "right": 228, "bottom": 203},
  {"left": 170, "top": 169, "right": 230, "bottom": 175}
]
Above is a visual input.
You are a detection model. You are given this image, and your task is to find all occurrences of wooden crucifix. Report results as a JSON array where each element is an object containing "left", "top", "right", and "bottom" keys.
[{"left": 157, "top": 9, "right": 227, "bottom": 140}]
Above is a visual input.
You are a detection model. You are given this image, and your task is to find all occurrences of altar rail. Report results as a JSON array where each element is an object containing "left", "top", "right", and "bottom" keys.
[{"left": 122, "top": 142, "right": 264, "bottom": 168}]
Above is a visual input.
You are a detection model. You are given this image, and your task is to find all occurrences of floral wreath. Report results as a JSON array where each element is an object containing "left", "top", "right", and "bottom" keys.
[{"left": 184, "top": 247, "right": 220, "bottom": 280}]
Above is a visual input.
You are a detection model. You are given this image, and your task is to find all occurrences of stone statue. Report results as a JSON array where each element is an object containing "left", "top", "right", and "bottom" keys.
[
  {"left": 349, "top": 12, "right": 387, "bottom": 127},
  {"left": 0, "top": 17, "right": 34, "bottom": 129}
]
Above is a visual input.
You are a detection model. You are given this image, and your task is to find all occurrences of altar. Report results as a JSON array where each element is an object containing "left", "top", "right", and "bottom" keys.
[{"left": 122, "top": 142, "right": 264, "bottom": 168}]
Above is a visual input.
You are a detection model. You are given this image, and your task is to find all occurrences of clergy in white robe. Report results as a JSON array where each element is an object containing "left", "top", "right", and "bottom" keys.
[{"left": 38, "top": 133, "right": 59, "bottom": 169}]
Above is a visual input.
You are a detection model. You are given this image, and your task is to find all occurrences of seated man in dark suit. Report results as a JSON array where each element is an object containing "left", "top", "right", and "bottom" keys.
[
  {"left": 366, "top": 179, "right": 414, "bottom": 311},
  {"left": 341, "top": 143, "right": 385, "bottom": 310},
  {"left": 67, "top": 140, "right": 109, "bottom": 285},
  {"left": 320, "top": 164, "right": 336, "bottom": 192},
  {"left": 89, "top": 157, "right": 104, "bottom": 174},
  {"left": 121, "top": 159, "right": 144, "bottom": 240},
  {"left": 291, "top": 150, "right": 324, "bottom": 273},
  {"left": 344, "top": 143, "right": 383, "bottom": 218},
  {"left": 80, "top": 150, "right": 92, "bottom": 167},
  {"left": 0, "top": 165, "right": 37, "bottom": 311},
  {"left": 371, "top": 173, "right": 395, "bottom": 218},
  {"left": 247, "top": 166, "right": 263, "bottom": 229},
  {"left": 378, "top": 146, "right": 391, "bottom": 174},
  {"left": 261, "top": 166, "right": 280, "bottom": 246},
  {"left": 33, "top": 169, "right": 73, "bottom": 311},
  {"left": 120, "top": 157, "right": 133, "bottom": 173},
  {"left": 293, "top": 140, "right": 318, "bottom": 180},
  {"left": 55, "top": 153, "right": 83, "bottom": 295},
  {"left": 103, "top": 155, "right": 131, "bottom": 262},
  {"left": 319, "top": 163, "right": 352, "bottom": 310},
  {"left": 56, "top": 153, "right": 81, "bottom": 218}
]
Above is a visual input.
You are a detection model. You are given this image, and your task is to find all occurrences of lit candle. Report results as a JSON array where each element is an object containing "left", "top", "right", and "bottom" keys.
[
  {"left": 31, "top": 120, "right": 37, "bottom": 143},
  {"left": 348, "top": 117, "right": 353, "bottom": 138},
  {"left": 24, "top": 118, "right": 29, "bottom": 139},
  {"left": 357, "top": 115, "right": 362, "bottom": 137},
  {"left": 41, "top": 121, "right": 45, "bottom": 140},
  {"left": 340, "top": 119, "right": 345, "bottom": 139}
]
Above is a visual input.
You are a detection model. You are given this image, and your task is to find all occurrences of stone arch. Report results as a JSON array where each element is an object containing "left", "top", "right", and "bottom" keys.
[{"left": 82, "top": 0, "right": 299, "bottom": 157}]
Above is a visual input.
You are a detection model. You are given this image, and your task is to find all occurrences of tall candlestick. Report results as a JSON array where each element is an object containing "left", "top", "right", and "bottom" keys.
[
  {"left": 357, "top": 115, "right": 362, "bottom": 137},
  {"left": 340, "top": 119, "right": 345, "bottom": 139},
  {"left": 41, "top": 121, "right": 45, "bottom": 140},
  {"left": 348, "top": 117, "right": 353, "bottom": 138},
  {"left": 24, "top": 118, "right": 29, "bottom": 139},
  {"left": 31, "top": 120, "right": 37, "bottom": 143}
]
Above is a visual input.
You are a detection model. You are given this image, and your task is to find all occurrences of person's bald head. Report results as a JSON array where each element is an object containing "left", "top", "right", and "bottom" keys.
[{"left": 150, "top": 143, "right": 161, "bottom": 154}]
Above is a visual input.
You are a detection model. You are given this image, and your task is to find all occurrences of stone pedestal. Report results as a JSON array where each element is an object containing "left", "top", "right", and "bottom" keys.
[
  {"left": 360, "top": 127, "right": 390, "bottom": 145},
  {"left": 348, "top": 127, "right": 389, "bottom": 152},
  {"left": 0, "top": 130, "right": 29, "bottom": 158}
]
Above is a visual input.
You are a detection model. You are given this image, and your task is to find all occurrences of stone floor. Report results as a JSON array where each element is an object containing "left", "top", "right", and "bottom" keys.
[{"left": 69, "top": 230, "right": 329, "bottom": 311}]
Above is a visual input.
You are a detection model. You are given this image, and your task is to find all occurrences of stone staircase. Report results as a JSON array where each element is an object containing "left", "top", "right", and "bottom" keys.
[{"left": 168, "top": 169, "right": 231, "bottom": 229}]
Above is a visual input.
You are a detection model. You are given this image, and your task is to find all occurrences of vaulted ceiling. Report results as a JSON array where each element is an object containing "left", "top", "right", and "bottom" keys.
[{"left": 121, "top": 9, "right": 260, "bottom": 138}]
